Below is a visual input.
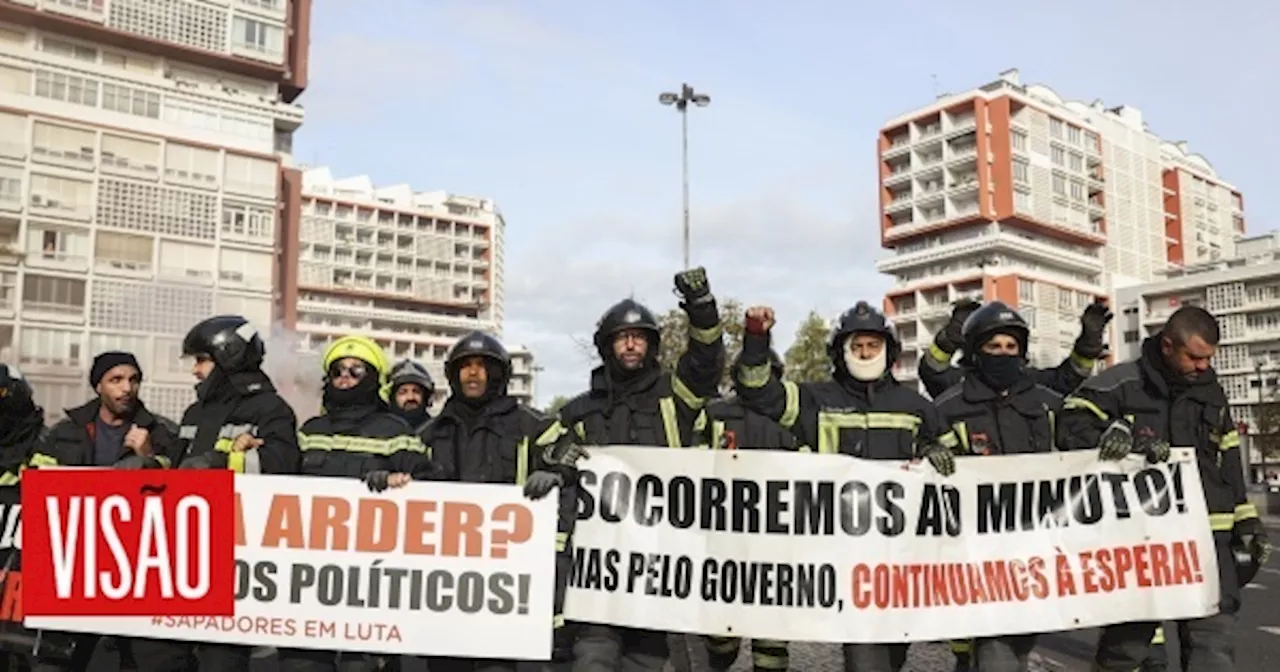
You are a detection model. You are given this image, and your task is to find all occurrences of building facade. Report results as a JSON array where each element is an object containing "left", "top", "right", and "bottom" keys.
[
  {"left": 1115, "top": 231, "right": 1280, "bottom": 483},
  {"left": 282, "top": 166, "right": 535, "bottom": 410},
  {"left": 0, "top": 0, "right": 311, "bottom": 422},
  {"left": 875, "top": 69, "right": 1245, "bottom": 386}
]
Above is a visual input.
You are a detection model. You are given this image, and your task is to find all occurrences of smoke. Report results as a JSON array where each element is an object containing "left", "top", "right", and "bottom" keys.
[{"left": 261, "top": 321, "right": 324, "bottom": 420}]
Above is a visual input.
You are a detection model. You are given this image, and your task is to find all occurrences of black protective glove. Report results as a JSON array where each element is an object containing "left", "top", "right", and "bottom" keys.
[
  {"left": 545, "top": 442, "right": 590, "bottom": 468},
  {"left": 1135, "top": 435, "right": 1171, "bottom": 464},
  {"left": 1237, "top": 518, "right": 1272, "bottom": 567},
  {"left": 177, "top": 453, "right": 215, "bottom": 470},
  {"left": 920, "top": 443, "right": 955, "bottom": 476},
  {"left": 674, "top": 266, "right": 713, "bottom": 307},
  {"left": 935, "top": 299, "right": 981, "bottom": 355},
  {"left": 114, "top": 454, "right": 163, "bottom": 470},
  {"left": 365, "top": 470, "right": 392, "bottom": 493},
  {"left": 1097, "top": 419, "right": 1135, "bottom": 461},
  {"left": 523, "top": 471, "right": 563, "bottom": 500},
  {"left": 1074, "top": 300, "right": 1114, "bottom": 360}
]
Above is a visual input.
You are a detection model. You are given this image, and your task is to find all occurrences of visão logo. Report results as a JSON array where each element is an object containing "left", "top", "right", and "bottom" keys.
[{"left": 21, "top": 469, "right": 235, "bottom": 617}]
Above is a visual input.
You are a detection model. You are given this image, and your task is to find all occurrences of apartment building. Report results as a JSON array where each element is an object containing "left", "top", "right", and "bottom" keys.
[
  {"left": 0, "top": 0, "right": 311, "bottom": 422},
  {"left": 283, "top": 166, "right": 536, "bottom": 408},
  {"left": 1115, "top": 231, "right": 1280, "bottom": 482},
  {"left": 875, "top": 69, "right": 1245, "bottom": 386}
]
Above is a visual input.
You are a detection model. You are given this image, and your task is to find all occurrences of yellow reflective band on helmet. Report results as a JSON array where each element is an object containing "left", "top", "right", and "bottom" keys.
[
  {"left": 323, "top": 335, "right": 391, "bottom": 381},
  {"left": 816, "top": 411, "right": 922, "bottom": 454}
]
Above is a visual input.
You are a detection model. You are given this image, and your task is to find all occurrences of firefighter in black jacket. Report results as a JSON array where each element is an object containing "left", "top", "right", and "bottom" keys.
[
  {"left": 285, "top": 335, "right": 435, "bottom": 672},
  {"left": 421, "top": 331, "right": 579, "bottom": 670},
  {"left": 1057, "top": 305, "right": 1268, "bottom": 672},
  {"left": 702, "top": 348, "right": 796, "bottom": 672},
  {"left": 735, "top": 301, "right": 958, "bottom": 672},
  {"left": 933, "top": 302, "right": 1064, "bottom": 672},
  {"left": 388, "top": 358, "right": 435, "bottom": 433},
  {"left": 0, "top": 363, "right": 42, "bottom": 484},
  {"left": 561, "top": 267, "right": 726, "bottom": 672},
  {"left": 919, "top": 298, "right": 1113, "bottom": 398},
  {"left": 175, "top": 315, "right": 300, "bottom": 476}
]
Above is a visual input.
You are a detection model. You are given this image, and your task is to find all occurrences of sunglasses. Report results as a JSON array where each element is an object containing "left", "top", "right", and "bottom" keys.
[{"left": 328, "top": 363, "right": 368, "bottom": 380}]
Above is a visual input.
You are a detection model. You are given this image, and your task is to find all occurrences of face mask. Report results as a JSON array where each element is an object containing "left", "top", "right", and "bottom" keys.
[
  {"left": 845, "top": 338, "right": 888, "bottom": 382},
  {"left": 975, "top": 352, "right": 1025, "bottom": 390}
]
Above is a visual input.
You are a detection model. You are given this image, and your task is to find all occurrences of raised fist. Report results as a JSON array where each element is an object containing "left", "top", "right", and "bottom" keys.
[{"left": 745, "top": 306, "right": 776, "bottom": 335}]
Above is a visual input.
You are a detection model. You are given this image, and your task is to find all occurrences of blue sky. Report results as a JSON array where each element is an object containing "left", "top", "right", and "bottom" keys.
[{"left": 294, "top": 0, "right": 1280, "bottom": 406}]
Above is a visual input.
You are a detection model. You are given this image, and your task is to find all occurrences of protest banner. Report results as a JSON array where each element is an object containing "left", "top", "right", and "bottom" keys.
[
  {"left": 26, "top": 475, "right": 560, "bottom": 660},
  {"left": 564, "top": 446, "right": 1220, "bottom": 643}
]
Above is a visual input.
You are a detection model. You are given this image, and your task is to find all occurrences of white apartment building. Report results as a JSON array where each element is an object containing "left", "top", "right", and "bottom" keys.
[
  {"left": 290, "top": 167, "right": 536, "bottom": 408},
  {"left": 875, "top": 69, "right": 1245, "bottom": 387},
  {"left": 1115, "top": 231, "right": 1280, "bottom": 482},
  {"left": 0, "top": 0, "right": 310, "bottom": 422}
]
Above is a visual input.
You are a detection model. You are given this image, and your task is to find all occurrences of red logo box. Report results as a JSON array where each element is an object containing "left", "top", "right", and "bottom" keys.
[{"left": 20, "top": 469, "right": 235, "bottom": 617}]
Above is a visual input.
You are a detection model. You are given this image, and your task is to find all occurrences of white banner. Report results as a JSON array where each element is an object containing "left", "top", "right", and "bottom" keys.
[
  {"left": 26, "top": 475, "right": 559, "bottom": 660},
  {"left": 564, "top": 447, "right": 1220, "bottom": 643}
]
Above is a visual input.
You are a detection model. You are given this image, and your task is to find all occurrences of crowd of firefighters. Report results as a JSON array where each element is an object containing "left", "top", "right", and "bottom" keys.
[{"left": 0, "top": 266, "right": 1270, "bottom": 672}]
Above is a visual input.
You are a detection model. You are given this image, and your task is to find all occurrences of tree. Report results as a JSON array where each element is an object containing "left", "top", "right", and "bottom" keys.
[
  {"left": 544, "top": 395, "right": 571, "bottom": 417},
  {"left": 784, "top": 310, "right": 832, "bottom": 383},
  {"left": 1253, "top": 401, "right": 1280, "bottom": 462},
  {"left": 656, "top": 299, "right": 745, "bottom": 393}
]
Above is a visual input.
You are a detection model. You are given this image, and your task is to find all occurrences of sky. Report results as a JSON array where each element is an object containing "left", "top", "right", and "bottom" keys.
[{"left": 293, "top": 0, "right": 1280, "bottom": 407}]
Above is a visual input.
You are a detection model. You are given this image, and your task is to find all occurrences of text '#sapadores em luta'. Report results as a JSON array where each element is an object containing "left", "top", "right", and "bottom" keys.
[
  {"left": 570, "top": 461, "right": 1207, "bottom": 611},
  {"left": 231, "top": 490, "right": 539, "bottom": 617}
]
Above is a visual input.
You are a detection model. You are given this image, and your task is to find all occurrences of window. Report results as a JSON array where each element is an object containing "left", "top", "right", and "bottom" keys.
[
  {"left": 1014, "top": 190, "right": 1031, "bottom": 212},
  {"left": 25, "top": 225, "right": 90, "bottom": 264},
  {"left": 1050, "top": 118, "right": 1063, "bottom": 138},
  {"left": 31, "top": 121, "right": 95, "bottom": 166},
  {"left": 1124, "top": 330, "right": 1140, "bottom": 344},
  {"left": 22, "top": 274, "right": 86, "bottom": 316},
  {"left": 223, "top": 153, "right": 277, "bottom": 199},
  {"left": 1018, "top": 279, "right": 1035, "bottom": 302},
  {"left": 101, "top": 82, "right": 160, "bottom": 119},
  {"left": 39, "top": 37, "right": 97, "bottom": 62},
  {"left": 49, "top": 0, "right": 105, "bottom": 16},
  {"left": 94, "top": 230, "right": 153, "bottom": 272},
  {"left": 163, "top": 100, "right": 220, "bottom": 132},
  {"left": 1051, "top": 146, "right": 1065, "bottom": 166},
  {"left": 215, "top": 293, "right": 272, "bottom": 331},
  {"left": 106, "top": 0, "right": 225, "bottom": 53},
  {"left": 222, "top": 203, "right": 276, "bottom": 242},
  {"left": 1067, "top": 125, "right": 1082, "bottom": 144},
  {"left": 34, "top": 70, "right": 98, "bottom": 107},
  {"left": 89, "top": 333, "right": 148, "bottom": 363},
  {"left": 1084, "top": 130, "right": 1099, "bottom": 150},
  {"left": 1010, "top": 131, "right": 1027, "bottom": 151},
  {"left": 231, "top": 16, "right": 285, "bottom": 60},
  {"left": 101, "top": 133, "right": 161, "bottom": 176},
  {"left": 101, "top": 50, "right": 157, "bottom": 75},
  {"left": 1069, "top": 152, "right": 1083, "bottom": 171},
  {"left": 0, "top": 112, "right": 28, "bottom": 159},
  {"left": 1052, "top": 175, "right": 1066, "bottom": 196},
  {"left": 220, "top": 113, "right": 272, "bottom": 142},
  {"left": 237, "top": 0, "right": 283, "bottom": 11},
  {"left": 218, "top": 247, "right": 273, "bottom": 286},
  {"left": 157, "top": 239, "right": 214, "bottom": 281},
  {"left": 0, "top": 64, "right": 31, "bottom": 95},
  {"left": 164, "top": 142, "right": 219, "bottom": 186},
  {"left": 0, "top": 165, "right": 21, "bottom": 208},
  {"left": 0, "top": 25, "right": 26, "bottom": 46},
  {"left": 29, "top": 174, "right": 93, "bottom": 218},
  {"left": 1070, "top": 180, "right": 1085, "bottom": 200},
  {"left": 18, "top": 326, "right": 82, "bottom": 368},
  {"left": 1012, "top": 160, "right": 1028, "bottom": 183}
]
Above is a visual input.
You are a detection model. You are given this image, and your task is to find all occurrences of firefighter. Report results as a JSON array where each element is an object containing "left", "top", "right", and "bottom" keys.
[
  {"left": 933, "top": 302, "right": 1064, "bottom": 672},
  {"left": 701, "top": 348, "right": 796, "bottom": 672},
  {"left": 734, "top": 301, "right": 958, "bottom": 672},
  {"left": 388, "top": 359, "right": 436, "bottom": 432},
  {"left": 281, "top": 335, "right": 435, "bottom": 672},
  {"left": 1057, "top": 305, "right": 1268, "bottom": 671},
  {"left": 919, "top": 298, "right": 1113, "bottom": 398},
  {"left": 561, "top": 267, "right": 726, "bottom": 672},
  {"left": 420, "top": 331, "right": 579, "bottom": 671},
  {"left": 0, "top": 363, "right": 42, "bottom": 486}
]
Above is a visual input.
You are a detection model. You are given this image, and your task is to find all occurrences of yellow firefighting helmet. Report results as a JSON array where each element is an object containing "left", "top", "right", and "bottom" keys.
[{"left": 322, "top": 335, "right": 391, "bottom": 387}]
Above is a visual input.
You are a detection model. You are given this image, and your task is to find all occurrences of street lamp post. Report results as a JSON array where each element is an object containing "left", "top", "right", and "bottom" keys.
[{"left": 659, "top": 83, "right": 710, "bottom": 269}]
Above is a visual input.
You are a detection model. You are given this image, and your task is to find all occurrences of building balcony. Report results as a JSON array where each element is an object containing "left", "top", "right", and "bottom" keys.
[
  {"left": 20, "top": 299, "right": 85, "bottom": 325},
  {"left": 947, "top": 146, "right": 977, "bottom": 166},
  {"left": 883, "top": 141, "right": 912, "bottom": 159},
  {"left": 879, "top": 232, "right": 1103, "bottom": 276},
  {"left": 883, "top": 169, "right": 913, "bottom": 188},
  {"left": 884, "top": 196, "right": 913, "bottom": 215}
]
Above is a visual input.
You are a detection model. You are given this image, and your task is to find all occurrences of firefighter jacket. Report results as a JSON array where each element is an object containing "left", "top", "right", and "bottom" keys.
[
  {"left": 734, "top": 332, "right": 958, "bottom": 459},
  {"left": 1056, "top": 334, "right": 1253, "bottom": 608},
  {"left": 919, "top": 347, "right": 1093, "bottom": 399},
  {"left": 297, "top": 403, "right": 433, "bottom": 480},
  {"left": 558, "top": 321, "right": 724, "bottom": 449},
  {"left": 934, "top": 375, "right": 1064, "bottom": 456},
  {"left": 33, "top": 398, "right": 183, "bottom": 468},
  {"left": 0, "top": 406, "right": 43, "bottom": 486},
  {"left": 423, "top": 394, "right": 576, "bottom": 633},
  {"left": 701, "top": 395, "right": 800, "bottom": 452},
  {"left": 176, "top": 369, "right": 300, "bottom": 474}
]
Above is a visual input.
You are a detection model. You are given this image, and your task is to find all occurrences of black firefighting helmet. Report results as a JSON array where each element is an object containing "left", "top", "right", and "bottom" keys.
[
  {"left": 0, "top": 363, "right": 35, "bottom": 414},
  {"left": 182, "top": 315, "right": 265, "bottom": 373},
  {"left": 389, "top": 359, "right": 436, "bottom": 400},
  {"left": 961, "top": 301, "right": 1030, "bottom": 361},
  {"left": 827, "top": 301, "right": 901, "bottom": 366},
  {"left": 446, "top": 331, "right": 512, "bottom": 389},
  {"left": 593, "top": 298, "right": 660, "bottom": 358}
]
